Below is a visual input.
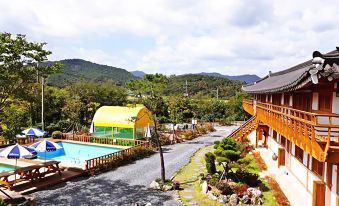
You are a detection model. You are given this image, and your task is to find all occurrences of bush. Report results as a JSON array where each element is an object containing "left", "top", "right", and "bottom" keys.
[
  {"left": 232, "top": 183, "right": 249, "bottom": 196},
  {"left": 205, "top": 152, "right": 217, "bottom": 174},
  {"left": 51, "top": 131, "right": 62, "bottom": 139},
  {"left": 216, "top": 180, "right": 233, "bottom": 195},
  {"left": 204, "top": 123, "right": 215, "bottom": 132},
  {"left": 207, "top": 173, "right": 220, "bottom": 187},
  {"left": 228, "top": 169, "right": 260, "bottom": 187}
]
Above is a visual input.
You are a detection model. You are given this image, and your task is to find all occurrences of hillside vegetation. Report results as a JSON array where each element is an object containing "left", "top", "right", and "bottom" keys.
[{"left": 47, "top": 59, "right": 135, "bottom": 87}]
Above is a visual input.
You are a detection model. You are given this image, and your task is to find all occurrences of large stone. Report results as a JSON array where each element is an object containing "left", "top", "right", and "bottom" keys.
[
  {"left": 163, "top": 185, "right": 173, "bottom": 191},
  {"left": 207, "top": 191, "right": 218, "bottom": 201},
  {"left": 247, "top": 187, "right": 262, "bottom": 198},
  {"left": 201, "top": 180, "right": 208, "bottom": 194},
  {"left": 149, "top": 181, "right": 161, "bottom": 190},
  {"left": 229, "top": 194, "right": 238, "bottom": 206},
  {"left": 240, "top": 194, "right": 250, "bottom": 204},
  {"left": 217, "top": 195, "right": 229, "bottom": 203}
]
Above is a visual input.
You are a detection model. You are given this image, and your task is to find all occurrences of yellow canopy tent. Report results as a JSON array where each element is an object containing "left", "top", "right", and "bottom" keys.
[{"left": 92, "top": 105, "right": 153, "bottom": 139}]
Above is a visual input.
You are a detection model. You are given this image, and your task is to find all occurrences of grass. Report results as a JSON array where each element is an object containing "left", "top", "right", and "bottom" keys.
[{"left": 174, "top": 145, "right": 278, "bottom": 206}]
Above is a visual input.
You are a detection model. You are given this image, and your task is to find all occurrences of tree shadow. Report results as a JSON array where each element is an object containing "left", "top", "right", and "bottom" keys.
[{"left": 32, "top": 178, "right": 175, "bottom": 206}]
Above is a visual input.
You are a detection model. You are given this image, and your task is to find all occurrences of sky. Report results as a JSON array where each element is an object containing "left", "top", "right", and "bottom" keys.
[{"left": 0, "top": 0, "right": 338, "bottom": 77}]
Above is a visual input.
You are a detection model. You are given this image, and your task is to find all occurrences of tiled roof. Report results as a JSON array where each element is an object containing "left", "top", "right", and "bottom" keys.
[{"left": 242, "top": 49, "right": 339, "bottom": 94}]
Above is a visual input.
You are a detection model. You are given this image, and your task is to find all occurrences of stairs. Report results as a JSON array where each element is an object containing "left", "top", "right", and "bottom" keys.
[{"left": 230, "top": 115, "right": 258, "bottom": 141}]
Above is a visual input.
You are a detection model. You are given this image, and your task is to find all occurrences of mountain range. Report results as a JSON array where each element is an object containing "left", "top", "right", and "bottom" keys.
[
  {"left": 131, "top": 71, "right": 260, "bottom": 83},
  {"left": 46, "top": 59, "right": 261, "bottom": 87}
]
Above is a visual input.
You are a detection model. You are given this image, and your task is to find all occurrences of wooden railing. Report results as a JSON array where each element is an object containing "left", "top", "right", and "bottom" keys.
[
  {"left": 85, "top": 141, "right": 150, "bottom": 171},
  {"left": 229, "top": 115, "right": 258, "bottom": 141},
  {"left": 243, "top": 99, "right": 254, "bottom": 115},
  {"left": 243, "top": 99, "right": 339, "bottom": 162},
  {"left": 60, "top": 133, "right": 147, "bottom": 147}
]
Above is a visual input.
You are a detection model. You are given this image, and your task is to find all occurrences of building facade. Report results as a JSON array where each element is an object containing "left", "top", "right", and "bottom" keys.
[{"left": 234, "top": 48, "right": 339, "bottom": 206}]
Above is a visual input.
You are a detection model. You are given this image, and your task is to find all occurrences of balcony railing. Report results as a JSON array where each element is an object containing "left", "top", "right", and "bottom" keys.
[
  {"left": 243, "top": 99, "right": 254, "bottom": 115},
  {"left": 242, "top": 99, "right": 339, "bottom": 162}
]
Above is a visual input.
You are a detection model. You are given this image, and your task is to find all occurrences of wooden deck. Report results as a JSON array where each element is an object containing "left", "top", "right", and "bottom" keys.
[{"left": 1, "top": 168, "right": 83, "bottom": 195}]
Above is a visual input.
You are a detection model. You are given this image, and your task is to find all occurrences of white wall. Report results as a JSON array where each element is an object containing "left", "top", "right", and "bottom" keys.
[
  {"left": 332, "top": 91, "right": 339, "bottom": 114},
  {"left": 330, "top": 165, "right": 337, "bottom": 206},
  {"left": 289, "top": 95, "right": 293, "bottom": 107},
  {"left": 248, "top": 130, "right": 256, "bottom": 146}
]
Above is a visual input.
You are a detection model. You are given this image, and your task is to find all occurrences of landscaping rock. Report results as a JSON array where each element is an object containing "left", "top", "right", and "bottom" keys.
[
  {"left": 201, "top": 180, "right": 208, "bottom": 194},
  {"left": 149, "top": 181, "right": 161, "bottom": 190},
  {"left": 229, "top": 194, "right": 238, "bottom": 206},
  {"left": 247, "top": 187, "right": 262, "bottom": 198},
  {"left": 207, "top": 191, "right": 218, "bottom": 201},
  {"left": 217, "top": 195, "right": 229, "bottom": 203},
  {"left": 251, "top": 197, "right": 263, "bottom": 205},
  {"left": 240, "top": 194, "right": 250, "bottom": 204},
  {"left": 163, "top": 185, "right": 173, "bottom": 191}
]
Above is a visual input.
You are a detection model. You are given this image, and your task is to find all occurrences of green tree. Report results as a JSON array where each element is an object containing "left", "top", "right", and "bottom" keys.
[
  {"left": 0, "top": 32, "right": 60, "bottom": 112},
  {"left": 225, "top": 92, "right": 251, "bottom": 121},
  {"left": 127, "top": 73, "right": 168, "bottom": 184}
]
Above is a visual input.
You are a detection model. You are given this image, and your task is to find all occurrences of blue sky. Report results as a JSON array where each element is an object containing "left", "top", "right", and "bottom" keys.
[{"left": 0, "top": 0, "right": 338, "bottom": 77}]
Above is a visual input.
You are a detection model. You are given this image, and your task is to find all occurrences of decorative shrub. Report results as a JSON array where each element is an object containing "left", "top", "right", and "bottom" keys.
[
  {"left": 207, "top": 173, "right": 220, "bottom": 187},
  {"left": 204, "top": 123, "right": 216, "bottom": 132},
  {"left": 205, "top": 152, "right": 217, "bottom": 174},
  {"left": 216, "top": 180, "right": 233, "bottom": 195},
  {"left": 51, "top": 131, "right": 62, "bottom": 139},
  {"left": 228, "top": 169, "right": 260, "bottom": 187},
  {"left": 232, "top": 183, "right": 249, "bottom": 196}
]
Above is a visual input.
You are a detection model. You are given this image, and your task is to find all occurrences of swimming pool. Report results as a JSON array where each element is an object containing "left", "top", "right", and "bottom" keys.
[
  {"left": 36, "top": 141, "right": 122, "bottom": 165},
  {"left": 0, "top": 163, "right": 16, "bottom": 172}
]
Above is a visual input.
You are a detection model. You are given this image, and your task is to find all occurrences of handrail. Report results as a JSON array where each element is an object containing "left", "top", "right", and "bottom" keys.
[{"left": 243, "top": 99, "right": 339, "bottom": 161}]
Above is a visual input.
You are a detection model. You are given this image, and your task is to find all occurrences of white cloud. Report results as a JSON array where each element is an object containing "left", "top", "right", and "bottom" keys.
[{"left": 0, "top": 0, "right": 338, "bottom": 76}]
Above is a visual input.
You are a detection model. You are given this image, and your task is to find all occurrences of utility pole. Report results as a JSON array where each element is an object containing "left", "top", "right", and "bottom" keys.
[
  {"left": 184, "top": 80, "right": 189, "bottom": 97},
  {"left": 213, "top": 87, "right": 219, "bottom": 100},
  {"left": 41, "top": 76, "right": 44, "bottom": 131}
]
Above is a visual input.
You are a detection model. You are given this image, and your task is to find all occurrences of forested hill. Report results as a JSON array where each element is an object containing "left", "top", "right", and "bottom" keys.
[
  {"left": 191, "top": 72, "right": 260, "bottom": 83},
  {"left": 164, "top": 74, "right": 244, "bottom": 98},
  {"left": 47, "top": 59, "right": 135, "bottom": 87}
]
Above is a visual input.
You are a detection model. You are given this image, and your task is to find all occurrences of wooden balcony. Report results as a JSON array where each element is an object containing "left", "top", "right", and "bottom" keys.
[
  {"left": 243, "top": 99, "right": 254, "bottom": 115},
  {"left": 242, "top": 99, "right": 339, "bottom": 162}
]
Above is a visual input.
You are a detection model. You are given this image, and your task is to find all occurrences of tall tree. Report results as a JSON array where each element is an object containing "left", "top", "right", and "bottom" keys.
[
  {"left": 127, "top": 74, "right": 169, "bottom": 183},
  {"left": 0, "top": 32, "right": 60, "bottom": 112}
]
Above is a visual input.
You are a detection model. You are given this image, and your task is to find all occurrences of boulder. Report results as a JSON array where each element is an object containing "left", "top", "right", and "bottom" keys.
[
  {"left": 229, "top": 194, "right": 238, "bottom": 206},
  {"left": 247, "top": 187, "right": 262, "bottom": 198},
  {"left": 201, "top": 180, "right": 208, "bottom": 194},
  {"left": 162, "top": 185, "right": 172, "bottom": 191},
  {"left": 240, "top": 194, "right": 250, "bottom": 204},
  {"left": 207, "top": 191, "right": 218, "bottom": 201},
  {"left": 217, "top": 195, "right": 229, "bottom": 203},
  {"left": 149, "top": 181, "right": 161, "bottom": 190}
]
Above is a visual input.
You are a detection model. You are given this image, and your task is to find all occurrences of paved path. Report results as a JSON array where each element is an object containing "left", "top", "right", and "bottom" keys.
[{"left": 31, "top": 125, "right": 237, "bottom": 206}]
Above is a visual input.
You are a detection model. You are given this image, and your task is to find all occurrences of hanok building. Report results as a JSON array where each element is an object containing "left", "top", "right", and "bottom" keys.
[{"left": 234, "top": 48, "right": 339, "bottom": 206}]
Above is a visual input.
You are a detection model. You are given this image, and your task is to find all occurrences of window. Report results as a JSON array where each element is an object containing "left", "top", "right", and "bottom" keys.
[
  {"left": 318, "top": 92, "right": 332, "bottom": 112},
  {"left": 283, "top": 93, "right": 290, "bottom": 106},
  {"left": 272, "top": 130, "right": 277, "bottom": 141},
  {"left": 312, "top": 157, "right": 324, "bottom": 177},
  {"left": 114, "top": 127, "right": 134, "bottom": 139},
  {"left": 293, "top": 93, "right": 312, "bottom": 112},
  {"left": 280, "top": 136, "right": 286, "bottom": 147},
  {"left": 294, "top": 145, "right": 303, "bottom": 162}
]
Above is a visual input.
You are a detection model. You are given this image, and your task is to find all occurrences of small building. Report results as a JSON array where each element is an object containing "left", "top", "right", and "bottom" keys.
[{"left": 92, "top": 105, "right": 153, "bottom": 140}]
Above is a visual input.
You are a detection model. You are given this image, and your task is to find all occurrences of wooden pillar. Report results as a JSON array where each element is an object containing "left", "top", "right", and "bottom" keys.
[
  {"left": 313, "top": 181, "right": 325, "bottom": 206},
  {"left": 278, "top": 148, "right": 285, "bottom": 168},
  {"left": 255, "top": 128, "right": 263, "bottom": 148}
]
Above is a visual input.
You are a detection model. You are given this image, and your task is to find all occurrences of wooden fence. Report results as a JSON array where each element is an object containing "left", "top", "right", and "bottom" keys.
[
  {"left": 60, "top": 133, "right": 146, "bottom": 146},
  {"left": 56, "top": 133, "right": 150, "bottom": 172},
  {"left": 85, "top": 141, "right": 150, "bottom": 171}
]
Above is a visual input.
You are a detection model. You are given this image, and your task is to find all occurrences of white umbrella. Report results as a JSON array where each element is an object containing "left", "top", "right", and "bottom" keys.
[{"left": 22, "top": 128, "right": 45, "bottom": 137}]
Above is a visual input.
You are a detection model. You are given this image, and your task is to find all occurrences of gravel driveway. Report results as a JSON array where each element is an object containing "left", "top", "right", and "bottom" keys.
[{"left": 31, "top": 125, "right": 237, "bottom": 206}]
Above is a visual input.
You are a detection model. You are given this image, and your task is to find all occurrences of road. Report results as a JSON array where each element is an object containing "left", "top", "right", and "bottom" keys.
[{"left": 31, "top": 125, "right": 237, "bottom": 206}]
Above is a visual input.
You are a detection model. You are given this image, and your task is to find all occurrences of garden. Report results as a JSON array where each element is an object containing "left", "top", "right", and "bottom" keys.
[{"left": 174, "top": 136, "right": 290, "bottom": 206}]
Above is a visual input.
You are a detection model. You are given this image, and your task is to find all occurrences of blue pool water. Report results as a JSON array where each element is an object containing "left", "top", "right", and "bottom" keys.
[
  {"left": 36, "top": 141, "right": 122, "bottom": 165},
  {"left": 0, "top": 163, "right": 16, "bottom": 172}
]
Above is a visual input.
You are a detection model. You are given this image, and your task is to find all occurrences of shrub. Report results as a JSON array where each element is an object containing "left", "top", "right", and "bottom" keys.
[
  {"left": 207, "top": 173, "right": 220, "bottom": 187},
  {"left": 205, "top": 152, "right": 217, "bottom": 174},
  {"left": 0, "top": 198, "right": 3, "bottom": 206},
  {"left": 216, "top": 180, "right": 233, "bottom": 195},
  {"left": 232, "top": 183, "right": 249, "bottom": 196},
  {"left": 51, "top": 131, "right": 62, "bottom": 139},
  {"left": 228, "top": 169, "right": 260, "bottom": 187},
  {"left": 204, "top": 123, "right": 216, "bottom": 132}
]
